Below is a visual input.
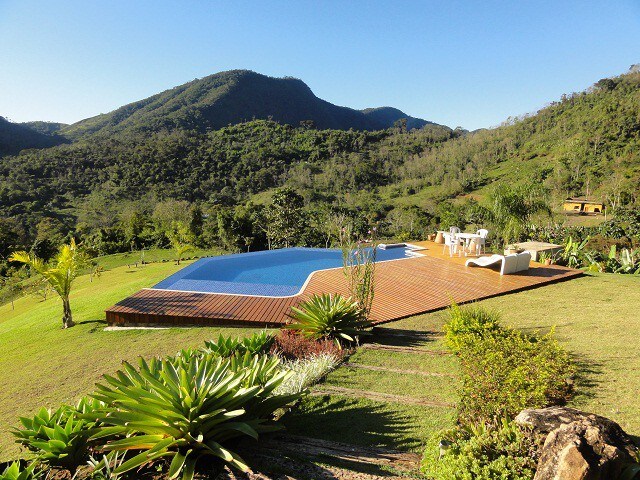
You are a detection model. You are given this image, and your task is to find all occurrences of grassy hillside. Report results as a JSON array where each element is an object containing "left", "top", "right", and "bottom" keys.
[
  {"left": 391, "top": 72, "right": 640, "bottom": 207},
  {"left": 60, "top": 70, "right": 438, "bottom": 140},
  {"left": 0, "top": 260, "right": 261, "bottom": 459},
  {"left": 1, "top": 257, "right": 638, "bottom": 462}
]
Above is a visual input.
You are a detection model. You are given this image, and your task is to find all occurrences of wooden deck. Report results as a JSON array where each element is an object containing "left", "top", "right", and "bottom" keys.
[{"left": 105, "top": 242, "right": 582, "bottom": 327}]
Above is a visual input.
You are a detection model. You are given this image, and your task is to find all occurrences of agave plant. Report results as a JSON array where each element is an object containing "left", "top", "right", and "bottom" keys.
[
  {"left": 87, "top": 451, "right": 127, "bottom": 480},
  {"left": 203, "top": 332, "right": 274, "bottom": 357},
  {"left": 12, "top": 397, "right": 103, "bottom": 472},
  {"left": 0, "top": 463, "right": 41, "bottom": 480},
  {"left": 287, "top": 293, "right": 371, "bottom": 345},
  {"left": 89, "top": 352, "right": 301, "bottom": 479}
]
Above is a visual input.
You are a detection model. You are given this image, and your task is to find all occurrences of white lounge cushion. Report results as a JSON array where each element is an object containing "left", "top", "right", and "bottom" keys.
[
  {"left": 515, "top": 252, "right": 531, "bottom": 272},
  {"left": 465, "top": 252, "right": 531, "bottom": 275},
  {"left": 465, "top": 254, "right": 503, "bottom": 268}
]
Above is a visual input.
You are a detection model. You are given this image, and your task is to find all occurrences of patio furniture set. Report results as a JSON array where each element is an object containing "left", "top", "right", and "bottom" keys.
[
  {"left": 436, "top": 227, "right": 489, "bottom": 257},
  {"left": 435, "top": 226, "right": 532, "bottom": 275}
]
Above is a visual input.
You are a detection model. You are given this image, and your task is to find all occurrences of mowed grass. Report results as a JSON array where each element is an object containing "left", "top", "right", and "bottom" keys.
[
  {"left": 284, "top": 324, "right": 460, "bottom": 452},
  {"left": 0, "top": 260, "right": 261, "bottom": 459},
  {"left": 1, "top": 258, "right": 638, "bottom": 462},
  {"left": 285, "top": 272, "right": 640, "bottom": 453},
  {"left": 384, "top": 273, "right": 640, "bottom": 437}
]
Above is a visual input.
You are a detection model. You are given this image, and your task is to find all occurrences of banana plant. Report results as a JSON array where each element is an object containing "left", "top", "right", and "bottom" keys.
[
  {"left": 561, "top": 236, "right": 590, "bottom": 268},
  {"left": 616, "top": 248, "right": 640, "bottom": 274},
  {"left": 89, "top": 352, "right": 302, "bottom": 479}
]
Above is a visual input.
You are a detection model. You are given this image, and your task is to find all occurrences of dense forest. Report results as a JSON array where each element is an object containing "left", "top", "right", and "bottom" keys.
[{"left": 1, "top": 69, "right": 640, "bottom": 271}]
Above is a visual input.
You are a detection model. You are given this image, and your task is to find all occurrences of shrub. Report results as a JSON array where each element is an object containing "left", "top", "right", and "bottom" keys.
[
  {"left": 421, "top": 419, "right": 538, "bottom": 480},
  {"left": 443, "top": 303, "right": 503, "bottom": 353},
  {"left": 203, "top": 331, "right": 274, "bottom": 357},
  {"left": 89, "top": 352, "right": 302, "bottom": 479},
  {"left": 445, "top": 304, "right": 574, "bottom": 424},
  {"left": 0, "top": 462, "right": 41, "bottom": 480},
  {"left": 274, "top": 353, "right": 342, "bottom": 396},
  {"left": 270, "top": 329, "right": 346, "bottom": 361},
  {"left": 287, "top": 293, "right": 371, "bottom": 345},
  {"left": 12, "top": 397, "right": 103, "bottom": 472}
]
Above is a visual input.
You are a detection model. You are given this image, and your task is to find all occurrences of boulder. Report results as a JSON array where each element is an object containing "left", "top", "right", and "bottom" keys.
[{"left": 515, "top": 406, "right": 639, "bottom": 480}]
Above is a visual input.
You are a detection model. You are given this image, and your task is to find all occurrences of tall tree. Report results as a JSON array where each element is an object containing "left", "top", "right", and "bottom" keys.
[{"left": 264, "top": 188, "right": 306, "bottom": 248}]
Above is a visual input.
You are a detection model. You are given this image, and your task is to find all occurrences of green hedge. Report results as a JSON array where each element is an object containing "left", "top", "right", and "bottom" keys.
[{"left": 444, "top": 304, "right": 574, "bottom": 424}]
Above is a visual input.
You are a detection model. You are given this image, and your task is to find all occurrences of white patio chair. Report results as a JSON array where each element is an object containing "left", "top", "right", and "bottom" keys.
[{"left": 476, "top": 229, "right": 489, "bottom": 255}]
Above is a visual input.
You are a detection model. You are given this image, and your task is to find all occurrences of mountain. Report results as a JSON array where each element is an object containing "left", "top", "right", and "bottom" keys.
[
  {"left": 21, "top": 121, "right": 67, "bottom": 135},
  {"left": 2, "top": 68, "right": 639, "bottom": 259},
  {"left": 361, "top": 107, "right": 434, "bottom": 130},
  {"left": 0, "top": 117, "right": 67, "bottom": 157},
  {"left": 61, "top": 70, "right": 440, "bottom": 139}
]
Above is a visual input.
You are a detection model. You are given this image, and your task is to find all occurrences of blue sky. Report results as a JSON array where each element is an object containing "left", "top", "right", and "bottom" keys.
[{"left": 1, "top": 1, "right": 639, "bottom": 130}]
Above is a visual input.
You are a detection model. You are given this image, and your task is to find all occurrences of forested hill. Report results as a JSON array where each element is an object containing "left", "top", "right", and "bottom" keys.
[
  {"left": 361, "top": 107, "right": 434, "bottom": 130},
  {"left": 389, "top": 71, "right": 640, "bottom": 206},
  {"left": 60, "top": 70, "right": 439, "bottom": 140},
  {"left": 0, "top": 117, "right": 67, "bottom": 157},
  {"left": 1, "top": 69, "right": 639, "bottom": 259}
]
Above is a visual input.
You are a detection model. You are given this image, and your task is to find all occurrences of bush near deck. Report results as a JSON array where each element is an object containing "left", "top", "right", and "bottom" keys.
[
  {"left": 444, "top": 304, "right": 574, "bottom": 424},
  {"left": 421, "top": 305, "right": 575, "bottom": 480}
]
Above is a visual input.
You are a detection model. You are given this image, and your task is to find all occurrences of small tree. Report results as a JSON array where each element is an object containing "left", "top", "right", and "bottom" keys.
[
  {"left": 9, "top": 239, "right": 85, "bottom": 328},
  {"left": 168, "top": 222, "right": 194, "bottom": 265},
  {"left": 339, "top": 223, "right": 378, "bottom": 320},
  {"left": 0, "top": 273, "right": 23, "bottom": 310},
  {"left": 488, "top": 183, "right": 551, "bottom": 247}
]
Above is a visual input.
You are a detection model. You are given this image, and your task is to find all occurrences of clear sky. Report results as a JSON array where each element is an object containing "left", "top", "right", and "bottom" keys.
[{"left": 1, "top": 1, "right": 639, "bottom": 130}]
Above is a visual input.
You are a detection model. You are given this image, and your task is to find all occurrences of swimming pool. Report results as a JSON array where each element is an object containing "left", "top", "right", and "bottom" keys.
[{"left": 152, "top": 246, "right": 422, "bottom": 297}]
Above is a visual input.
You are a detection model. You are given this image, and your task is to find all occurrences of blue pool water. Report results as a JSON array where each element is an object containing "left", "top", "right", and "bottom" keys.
[{"left": 152, "top": 246, "right": 421, "bottom": 297}]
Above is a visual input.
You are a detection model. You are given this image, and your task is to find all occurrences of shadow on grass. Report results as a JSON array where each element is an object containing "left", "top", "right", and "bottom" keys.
[
  {"left": 569, "top": 353, "right": 605, "bottom": 405},
  {"left": 370, "top": 327, "right": 442, "bottom": 347},
  {"left": 283, "top": 395, "right": 420, "bottom": 452},
  {"left": 77, "top": 318, "right": 108, "bottom": 333}
]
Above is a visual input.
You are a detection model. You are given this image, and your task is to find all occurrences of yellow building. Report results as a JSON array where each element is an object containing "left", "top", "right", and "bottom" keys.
[{"left": 562, "top": 197, "right": 605, "bottom": 214}]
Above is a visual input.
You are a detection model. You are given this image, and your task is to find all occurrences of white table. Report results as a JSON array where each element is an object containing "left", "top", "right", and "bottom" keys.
[{"left": 456, "top": 233, "right": 482, "bottom": 255}]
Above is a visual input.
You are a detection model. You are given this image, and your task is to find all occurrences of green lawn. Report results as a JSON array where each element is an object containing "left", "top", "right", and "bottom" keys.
[
  {"left": 0, "top": 260, "right": 261, "bottom": 460},
  {"left": 1, "top": 260, "right": 638, "bottom": 465},
  {"left": 284, "top": 272, "right": 640, "bottom": 456},
  {"left": 89, "top": 246, "right": 225, "bottom": 271},
  {"left": 379, "top": 273, "right": 640, "bottom": 438}
]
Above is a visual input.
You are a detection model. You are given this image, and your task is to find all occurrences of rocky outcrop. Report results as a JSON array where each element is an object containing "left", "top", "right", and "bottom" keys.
[{"left": 515, "top": 406, "right": 639, "bottom": 480}]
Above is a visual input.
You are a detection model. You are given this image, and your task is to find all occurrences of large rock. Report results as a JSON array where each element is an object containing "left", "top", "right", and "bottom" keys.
[{"left": 515, "top": 406, "right": 639, "bottom": 480}]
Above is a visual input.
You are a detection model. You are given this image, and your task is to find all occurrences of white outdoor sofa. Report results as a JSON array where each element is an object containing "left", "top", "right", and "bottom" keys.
[{"left": 465, "top": 252, "right": 531, "bottom": 275}]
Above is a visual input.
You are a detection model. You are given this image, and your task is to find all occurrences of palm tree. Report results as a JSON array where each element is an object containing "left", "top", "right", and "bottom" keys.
[
  {"left": 489, "top": 184, "right": 551, "bottom": 247},
  {"left": 168, "top": 222, "right": 194, "bottom": 265},
  {"left": 9, "top": 239, "right": 85, "bottom": 328}
]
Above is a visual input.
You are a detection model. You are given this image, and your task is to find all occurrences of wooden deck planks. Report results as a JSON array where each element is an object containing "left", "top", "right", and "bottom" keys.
[{"left": 105, "top": 249, "right": 582, "bottom": 327}]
